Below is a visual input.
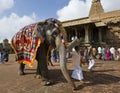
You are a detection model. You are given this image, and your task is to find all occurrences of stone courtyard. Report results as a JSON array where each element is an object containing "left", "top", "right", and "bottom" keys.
[{"left": 0, "top": 54, "right": 120, "bottom": 93}]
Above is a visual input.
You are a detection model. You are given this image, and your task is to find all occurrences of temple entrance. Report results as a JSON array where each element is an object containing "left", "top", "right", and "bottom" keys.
[
  {"left": 77, "top": 27, "right": 85, "bottom": 41},
  {"left": 90, "top": 28, "right": 99, "bottom": 44},
  {"left": 65, "top": 25, "right": 85, "bottom": 42}
]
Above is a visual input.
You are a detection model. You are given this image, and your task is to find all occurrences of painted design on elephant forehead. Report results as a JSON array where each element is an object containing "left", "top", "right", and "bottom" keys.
[
  {"left": 51, "top": 18, "right": 60, "bottom": 29},
  {"left": 11, "top": 23, "right": 41, "bottom": 67}
]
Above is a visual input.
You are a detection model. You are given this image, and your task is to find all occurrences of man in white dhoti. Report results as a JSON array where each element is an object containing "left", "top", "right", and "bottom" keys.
[
  {"left": 88, "top": 46, "right": 95, "bottom": 72},
  {"left": 88, "top": 59, "right": 95, "bottom": 71},
  {"left": 71, "top": 46, "right": 84, "bottom": 81}
]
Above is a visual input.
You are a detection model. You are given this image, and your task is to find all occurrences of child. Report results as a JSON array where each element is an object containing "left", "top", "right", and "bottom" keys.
[{"left": 71, "top": 46, "right": 84, "bottom": 82}]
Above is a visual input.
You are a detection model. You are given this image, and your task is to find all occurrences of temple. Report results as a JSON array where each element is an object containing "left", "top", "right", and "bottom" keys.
[{"left": 62, "top": 0, "right": 120, "bottom": 47}]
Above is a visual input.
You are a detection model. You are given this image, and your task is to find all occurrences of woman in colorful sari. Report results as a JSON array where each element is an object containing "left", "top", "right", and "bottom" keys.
[{"left": 105, "top": 47, "right": 111, "bottom": 60}]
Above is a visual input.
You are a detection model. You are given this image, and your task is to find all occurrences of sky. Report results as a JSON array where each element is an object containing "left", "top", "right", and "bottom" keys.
[{"left": 0, "top": 0, "right": 120, "bottom": 43}]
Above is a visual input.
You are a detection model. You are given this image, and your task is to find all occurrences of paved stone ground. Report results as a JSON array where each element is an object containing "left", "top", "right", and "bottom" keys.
[{"left": 0, "top": 54, "right": 120, "bottom": 93}]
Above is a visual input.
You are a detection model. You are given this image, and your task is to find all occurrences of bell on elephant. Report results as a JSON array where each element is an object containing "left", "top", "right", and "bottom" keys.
[{"left": 11, "top": 18, "right": 80, "bottom": 89}]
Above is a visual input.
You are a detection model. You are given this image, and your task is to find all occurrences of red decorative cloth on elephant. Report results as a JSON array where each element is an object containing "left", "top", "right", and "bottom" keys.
[{"left": 11, "top": 23, "right": 41, "bottom": 67}]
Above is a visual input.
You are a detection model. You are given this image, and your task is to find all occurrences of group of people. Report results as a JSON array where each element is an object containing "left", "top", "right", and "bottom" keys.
[
  {"left": 43, "top": 45, "right": 120, "bottom": 84},
  {"left": 70, "top": 45, "right": 120, "bottom": 82},
  {"left": 0, "top": 48, "right": 9, "bottom": 63},
  {"left": 48, "top": 45, "right": 96, "bottom": 82},
  {"left": 97, "top": 46, "right": 120, "bottom": 61}
]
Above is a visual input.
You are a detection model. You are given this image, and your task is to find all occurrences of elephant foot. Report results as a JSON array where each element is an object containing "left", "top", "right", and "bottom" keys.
[
  {"left": 41, "top": 80, "right": 54, "bottom": 86},
  {"left": 34, "top": 75, "right": 42, "bottom": 79},
  {"left": 44, "top": 81, "right": 53, "bottom": 86},
  {"left": 18, "top": 71, "right": 25, "bottom": 75}
]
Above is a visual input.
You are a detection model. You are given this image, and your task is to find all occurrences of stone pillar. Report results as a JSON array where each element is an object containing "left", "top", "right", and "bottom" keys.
[
  {"left": 74, "top": 28, "right": 77, "bottom": 39},
  {"left": 84, "top": 25, "right": 89, "bottom": 43},
  {"left": 98, "top": 28, "right": 102, "bottom": 42},
  {"left": 68, "top": 32, "right": 70, "bottom": 42}
]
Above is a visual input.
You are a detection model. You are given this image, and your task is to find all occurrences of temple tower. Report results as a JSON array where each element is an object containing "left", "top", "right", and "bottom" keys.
[{"left": 89, "top": 0, "right": 104, "bottom": 17}]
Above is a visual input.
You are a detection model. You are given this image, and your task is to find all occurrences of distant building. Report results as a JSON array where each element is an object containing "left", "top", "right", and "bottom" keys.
[{"left": 62, "top": 0, "right": 120, "bottom": 47}]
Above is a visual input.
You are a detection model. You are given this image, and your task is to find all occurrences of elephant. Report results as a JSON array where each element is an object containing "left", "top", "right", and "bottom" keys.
[{"left": 11, "top": 18, "right": 80, "bottom": 89}]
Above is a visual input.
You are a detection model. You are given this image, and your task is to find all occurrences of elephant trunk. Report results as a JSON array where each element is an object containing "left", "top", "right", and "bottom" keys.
[
  {"left": 56, "top": 36, "right": 76, "bottom": 89},
  {"left": 66, "top": 38, "right": 80, "bottom": 51}
]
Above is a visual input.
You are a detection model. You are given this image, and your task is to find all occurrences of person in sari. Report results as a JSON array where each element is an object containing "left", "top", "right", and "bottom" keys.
[{"left": 105, "top": 47, "right": 111, "bottom": 60}]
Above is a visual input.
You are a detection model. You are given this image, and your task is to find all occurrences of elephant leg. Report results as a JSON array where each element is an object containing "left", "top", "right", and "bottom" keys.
[
  {"left": 36, "top": 43, "right": 52, "bottom": 85},
  {"left": 38, "top": 58, "right": 53, "bottom": 85},
  {"left": 18, "top": 63, "right": 25, "bottom": 75},
  {"left": 35, "top": 61, "right": 42, "bottom": 79},
  {"left": 38, "top": 59, "right": 49, "bottom": 81},
  {"left": 48, "top": 55, "right": 54, "bottom": 66},
  {"left": 49, "top": 60, "right": 54, "bottom": 66}
]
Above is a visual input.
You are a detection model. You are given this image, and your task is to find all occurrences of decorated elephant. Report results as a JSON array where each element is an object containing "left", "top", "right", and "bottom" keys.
[{"left": 11, "top": 18, "right": 80, "bottom": 89}]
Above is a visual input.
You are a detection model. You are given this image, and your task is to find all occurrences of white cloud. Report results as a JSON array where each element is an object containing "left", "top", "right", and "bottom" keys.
[
  {"left": 0, "top": 13, "right": 36, "bottom": 43},
  {"left": 101, "top": 0, "right": 120, "bottom": 12},
  {"left": 0, "top": 0, "right": 14, "bottom": 13},
  {"left": 57, "top": 0, "right": 120, "bottom": 21},
  {"left": 57, "top": 0, "right": 91, "bottom": 21}
]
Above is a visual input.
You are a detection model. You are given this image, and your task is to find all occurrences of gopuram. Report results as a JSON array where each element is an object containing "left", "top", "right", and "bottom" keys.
[{"left": 62, "top": 0, "right": 120, "bottom": 47}]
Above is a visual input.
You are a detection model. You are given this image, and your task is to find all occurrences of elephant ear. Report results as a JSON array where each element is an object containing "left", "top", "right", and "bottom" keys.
[{"left": 34, "top": 21, "right": 50, "bottom": 43}]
